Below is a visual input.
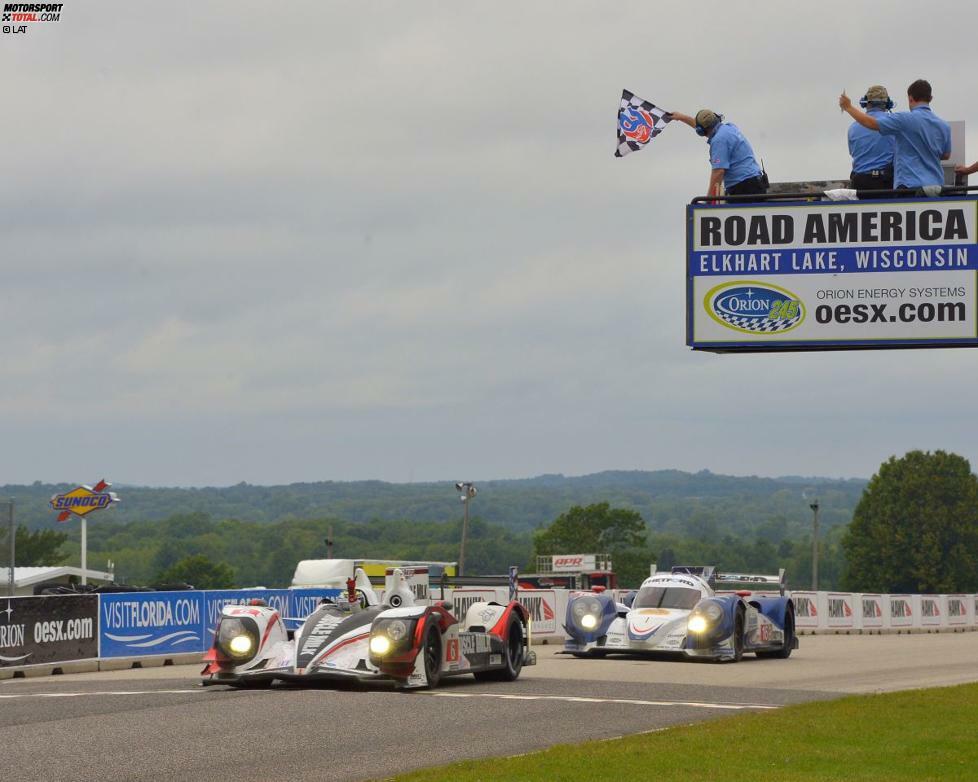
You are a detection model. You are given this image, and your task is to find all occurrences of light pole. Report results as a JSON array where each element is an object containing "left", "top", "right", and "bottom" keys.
[
  {"left": 810, "top": 499, "right": 820, "bottom": 590},
  {"left": 455, "top": 482, "right": 477, "bottom": 576},
  {"left": 4, "top": 499, "right": 13, "bottom": 597}
]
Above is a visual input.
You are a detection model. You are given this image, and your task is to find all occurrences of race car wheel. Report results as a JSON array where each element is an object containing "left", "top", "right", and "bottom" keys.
[
  {"left": 474, "top": 614, "right": 524, "bottom": 682},
  {"left": 732, "top": 610, "right": 745, "bottom": 662},
  {"left": 421, "top": 622, "right": 442, "bottom": 688},
  {"left": 757, "top": 605, "right": 795, "bottom": 659}
]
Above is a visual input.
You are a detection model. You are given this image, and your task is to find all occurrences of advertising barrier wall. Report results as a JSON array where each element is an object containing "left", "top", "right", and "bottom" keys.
[
  {"left": 826, "top": 592, "right": 857, "bottom": 631},
  {"left": 860, "top": 594, "right": 885, "bottom": 630},
  {"left": 947, "top": 595, "right": 973, "bottom": 626},
  {"left": 888, "top": 594, "right": 917, "bottom": 630},
  {"left": 3, "top": 585, "right": 978, "bottom": 675},
  {"left": 0, "top": 594, "right": 98, "bottom": 668},
  {"left": 99, "top": 588, "right": 342, "bottom": 658},
  {"left": 99, "top": 591, "right": 206, "bottom": 657},
  {"left": 791, "top": 591, "right": 820, "bottom": 629},
  {"left": 920, "top": 594, "right": 944, "bottom": 628},
  {"left": 442, "top": 588, "right": 564, "bottom": 637}
]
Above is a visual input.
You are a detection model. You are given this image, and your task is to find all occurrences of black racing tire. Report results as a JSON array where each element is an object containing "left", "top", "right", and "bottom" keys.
[
  {"left": 757, "top": 605, "right": 795, "bottom": 659},
  {"left": 474, "top": 614, "right": 525, "bottom": 682},
  {"left": 421, "top": 621, "right": 442, "bottom": 689},
  {"left": 731, "top": 610, "right": 745, "bottom": 662}
]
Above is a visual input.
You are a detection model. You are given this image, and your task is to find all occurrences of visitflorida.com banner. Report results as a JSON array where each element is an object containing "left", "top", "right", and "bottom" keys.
[{"left": 686, "top": 198, "right": 978, "bottom": 351}]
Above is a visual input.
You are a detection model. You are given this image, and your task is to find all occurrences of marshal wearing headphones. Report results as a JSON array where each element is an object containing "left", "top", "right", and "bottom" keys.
[
  {"left": 668, "top": 108, "right": 768, "bottom": 200},
  {"left": 848, "top": 84, "right": 896, "bottom": 197}
]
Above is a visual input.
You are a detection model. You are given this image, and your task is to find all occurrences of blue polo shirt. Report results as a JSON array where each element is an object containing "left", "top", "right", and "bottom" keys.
[
  {"left": 876, "top": 105, "right": 951, "bottom": 188},
  {"left": 708, "top": 123, "right": 762, "bottom": 188},
  {"left": 849, "top": 110, "right": 895, "bottom": 173}
]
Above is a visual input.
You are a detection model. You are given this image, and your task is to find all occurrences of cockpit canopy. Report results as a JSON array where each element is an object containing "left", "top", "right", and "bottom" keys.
[{"left": 632, "top": 584, "right": 703, "bottom": 610}]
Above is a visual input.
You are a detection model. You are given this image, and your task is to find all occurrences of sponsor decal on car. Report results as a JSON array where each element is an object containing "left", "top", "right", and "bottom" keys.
[{"left": 460, "top": 633, "right": 490, "bottom": 655}]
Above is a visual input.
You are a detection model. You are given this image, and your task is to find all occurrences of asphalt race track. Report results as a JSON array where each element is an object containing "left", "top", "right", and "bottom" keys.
[{"left": 1, "top": 633, "right": 977, "bottom": 782}]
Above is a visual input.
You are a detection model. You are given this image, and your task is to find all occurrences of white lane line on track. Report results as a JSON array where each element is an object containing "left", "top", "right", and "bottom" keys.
[
  {"left": 424, "top": 692, "right": 779, "bottom": 710},
  {"left": 0, "top": 689, "right": 779, "bottom": 711},
  {"left": 0, "top": 689, "right": 206, "bottom": 699}
]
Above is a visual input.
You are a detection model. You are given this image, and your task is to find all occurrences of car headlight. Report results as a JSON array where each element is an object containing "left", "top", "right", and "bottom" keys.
[
  {"left": 580, "top": 613, "right": 598, "bottom": 630},
  {"left": 228, "top": 634, "right": 254, "bottom": 657},
  {"left": 573, "top": 598, "right": 602, "bottom": 623},
  {"left": 369, "top": 635, "right": 392, "bottom": 656},
  {"left": 702, "top": 602, "right": 723, "bottom": 621},
  {"left": 369, "top": 617, "right": 417, "bottom": 657},
  {"left": 687, "top": 602, "right": 724, "bottom": 634},
  {"left": 386, "top": 620, "right": 408, "bottom": 641},
  {"left": 216, "top": 616, "right": 260, "bottom": 662}
]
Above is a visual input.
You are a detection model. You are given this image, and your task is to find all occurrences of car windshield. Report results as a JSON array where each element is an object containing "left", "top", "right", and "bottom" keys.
[{"left": 633, "top": 586, "right": 701, "bottom": 610}]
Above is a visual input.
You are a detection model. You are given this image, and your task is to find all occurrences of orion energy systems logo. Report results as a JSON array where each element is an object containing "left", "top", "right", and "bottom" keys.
[
  {"left": 705, "top": 280, "right": 805, "bottom": 335},
  {"left": 2, "top": 3, "right": 63, "bottom": 35}
]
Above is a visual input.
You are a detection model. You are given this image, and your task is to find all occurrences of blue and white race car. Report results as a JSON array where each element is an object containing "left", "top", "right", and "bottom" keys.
[{"left": 563, "top": 565, "right": 797, "bottom": 662}]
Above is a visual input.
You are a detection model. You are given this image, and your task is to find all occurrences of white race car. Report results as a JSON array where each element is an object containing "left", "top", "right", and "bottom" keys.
[
  {"left": 202, "top": 567, "right": 535, "bottom": 688},
  {"left": 563, "top": 565, "right": 797, "bottom": 662}
]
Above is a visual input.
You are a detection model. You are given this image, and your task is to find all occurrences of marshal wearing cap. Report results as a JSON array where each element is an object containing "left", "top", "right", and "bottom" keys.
[{"left": 695, "top": 109, "right": 721, "bottom": 132}]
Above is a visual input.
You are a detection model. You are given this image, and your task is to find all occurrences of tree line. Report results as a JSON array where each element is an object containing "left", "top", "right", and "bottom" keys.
[{"left": 5, "top": 452, "right": 975, "bottom": 593}]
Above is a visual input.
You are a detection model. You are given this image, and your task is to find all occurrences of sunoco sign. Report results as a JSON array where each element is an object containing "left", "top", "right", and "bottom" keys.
[{"left": 687, "top": 198, "right": 978, "bottom": 352}]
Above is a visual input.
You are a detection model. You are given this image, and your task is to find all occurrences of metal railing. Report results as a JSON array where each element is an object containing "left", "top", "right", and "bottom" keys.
[{"left": 690, "top": 183, "right": 978, "bottom": 205}]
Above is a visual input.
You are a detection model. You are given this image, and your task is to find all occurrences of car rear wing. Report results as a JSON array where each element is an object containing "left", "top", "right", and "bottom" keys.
[{"left": 715, "top": 569, "right": 787, "bottom": 596}]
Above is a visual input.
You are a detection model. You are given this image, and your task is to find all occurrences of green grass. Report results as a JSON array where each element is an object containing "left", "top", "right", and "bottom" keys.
[{"left": 382, "top": 683, "right": 978, "bottom": 782}]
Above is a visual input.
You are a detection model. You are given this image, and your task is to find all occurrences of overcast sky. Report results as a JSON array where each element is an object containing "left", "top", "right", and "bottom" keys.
[{"left": 2, "top": 1, "right": 978, "bottom": 487}]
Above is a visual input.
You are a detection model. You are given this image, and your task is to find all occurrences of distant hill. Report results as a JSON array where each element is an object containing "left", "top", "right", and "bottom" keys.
[{"left": 3, "top": 470, "right": 865, "bottom": 540}]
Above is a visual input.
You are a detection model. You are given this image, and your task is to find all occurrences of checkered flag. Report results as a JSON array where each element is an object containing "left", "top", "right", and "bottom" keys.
[{"left": 616, "top": 89, "right": 672, "bottom": 158}]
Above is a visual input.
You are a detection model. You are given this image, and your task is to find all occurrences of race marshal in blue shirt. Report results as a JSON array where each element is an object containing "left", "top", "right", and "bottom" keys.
[
  {"left": 668, "top": 109, "right": 767, "bottom": 199},
  {"left": 847, "top": 85, "right": 895, "bottom": 197},
  {"left": 840, "top": 79, "right": 951, "bottom": 191}
]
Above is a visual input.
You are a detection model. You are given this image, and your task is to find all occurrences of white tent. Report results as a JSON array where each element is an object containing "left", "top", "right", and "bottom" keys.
[{"left": 0, "top": 566, "right": 114, "bottom": 596}]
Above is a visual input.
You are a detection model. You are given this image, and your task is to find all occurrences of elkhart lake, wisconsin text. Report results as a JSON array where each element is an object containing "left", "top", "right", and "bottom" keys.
[{"left": 693, "top": 205, "right": 974, "bottom": 273}]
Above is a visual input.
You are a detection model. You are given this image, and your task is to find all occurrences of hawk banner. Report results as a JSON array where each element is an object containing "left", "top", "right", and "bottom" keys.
[{"left": 616, "top": 90, "right": 671, "bottom": 157}]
